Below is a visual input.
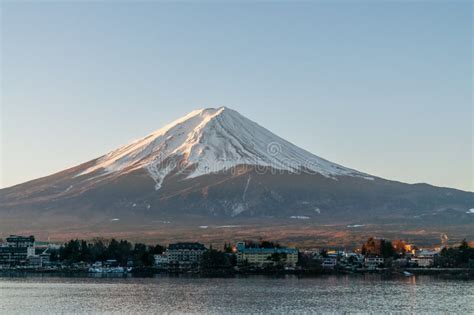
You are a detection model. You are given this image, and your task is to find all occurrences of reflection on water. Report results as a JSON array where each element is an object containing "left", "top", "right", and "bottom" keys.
[{"left": 0, "top": 275, "right": 472, "bottom": 314}]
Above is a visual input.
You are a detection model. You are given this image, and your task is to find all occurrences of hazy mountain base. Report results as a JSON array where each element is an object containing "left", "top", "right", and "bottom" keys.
[
  {"left": 1, "top": 166, "right": 472, "bottom": 246},
  {"left": 0, "top": 215, "right": 472, "bottom": 248}
]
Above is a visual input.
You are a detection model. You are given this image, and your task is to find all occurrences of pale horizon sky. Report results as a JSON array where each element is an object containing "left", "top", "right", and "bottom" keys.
[{"left": 1, "top": 1, "right": 472, "bottom": 191}]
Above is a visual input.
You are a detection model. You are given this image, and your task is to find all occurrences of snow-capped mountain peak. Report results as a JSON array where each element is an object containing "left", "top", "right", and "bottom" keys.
[{"left": 79, "top": 107, "right": 372, "bottom": 190}]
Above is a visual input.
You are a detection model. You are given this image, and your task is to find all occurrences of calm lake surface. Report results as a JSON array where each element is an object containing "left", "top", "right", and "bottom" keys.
[{"left": 0, "top": 275, "right": 472, "bottom": 314}]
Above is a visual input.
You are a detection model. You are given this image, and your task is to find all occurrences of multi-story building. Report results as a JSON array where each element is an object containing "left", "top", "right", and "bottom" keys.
[
  {"left": 6, "top": 235, "right": 35, "bottom": 248},
  {"left": 27, "top": 255, "right": 43, "bottom": 268},
  {"left": 154, "top": 253, "right": 169, "bottom": 270},
  {"left": 322, "top": 257, "right": 337, "bottom": 269},
  {"left": 364, "top": 257, "right": 384, "bottom": 269},
  {"left": 411, "top": 250, "right": 438, "bottom": 267},
  {"left": 167, "top": 242, "right": 206, "bottom": 271},
  {"left": 235, "top": 241, "right": 298, "bottom": 267},
  {"left": 0, "top": 235, "right": 36, "bottom": 267}
]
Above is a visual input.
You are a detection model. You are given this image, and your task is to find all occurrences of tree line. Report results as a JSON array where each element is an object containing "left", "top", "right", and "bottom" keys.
[
  {"left": 436, "top": 240, "right": 474, "bottom": 268},
  {"left": 53, "top": 239, "right": 165, "bottom": 267}
]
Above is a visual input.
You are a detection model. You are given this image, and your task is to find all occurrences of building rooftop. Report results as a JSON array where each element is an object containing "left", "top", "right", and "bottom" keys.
[
  {"left": 168, "top": 242, "right": 206, "bottom": 251},
  {"left": 237, "top": 245, "right": 298, "bottom": 254},
  {"left": 6, "top": 235, "right": 35, "bottom": 242}
]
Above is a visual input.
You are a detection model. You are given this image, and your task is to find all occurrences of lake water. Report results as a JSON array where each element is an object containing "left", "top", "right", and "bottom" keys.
[{"left": 0, "top": 275, "right": 472, "bottom": 314}]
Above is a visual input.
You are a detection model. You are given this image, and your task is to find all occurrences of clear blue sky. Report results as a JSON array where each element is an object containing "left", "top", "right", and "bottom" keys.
[{"left": 1, "top": 1, "right": 472, "bottom": 191}]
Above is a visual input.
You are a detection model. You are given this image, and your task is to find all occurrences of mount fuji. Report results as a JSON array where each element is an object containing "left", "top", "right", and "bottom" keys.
[{"left": 1, "top": 107, "right": 473, "bottom": 245}]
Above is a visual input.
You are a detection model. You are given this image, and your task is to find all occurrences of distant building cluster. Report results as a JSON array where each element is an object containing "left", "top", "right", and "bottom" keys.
[
  {"left": 301, "top": 237, "right": 444, "bottom": 271},
  {"left": 154, "top": 241, "right": 299, "bottom": 272},
  {"left": 0, "top": 235, "right": 56, "bottom": 269},
  {"left": 1, "top": 235, "right": 472, "bottom": 273}
]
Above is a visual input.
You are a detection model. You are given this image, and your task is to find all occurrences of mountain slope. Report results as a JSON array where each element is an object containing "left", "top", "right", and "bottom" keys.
[{"left": 0, "top": 107, "right": 473, "bottom": 244}]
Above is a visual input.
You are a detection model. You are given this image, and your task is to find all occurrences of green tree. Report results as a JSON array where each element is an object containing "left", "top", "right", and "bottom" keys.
[
  {"left": 132, "top": 243, "right": 154, "bottom": 267},
  {"left": 90, "top": 239, "right": 107, "bottom": 262},
  {"left": 380, "top": 240, "right": 396, "bottom": 259},
  {"left": 297, "top": 253, "right": 323, "bottom": 272},
  {"left": 149, "top": 244, "right": 166, "bottom": 255},
  {"left": 78, "top": 240, "right": 91, "bottom": 262},
  {"left": 201, "top": 249, "right": 231, "bottom": 269},
  {"left": 59, "top": 239, "right": 81, "bottom": 263},
  {"left": 116, "top": 240, "right": 133, "bottom": 266},
  {"left": 49, "top": 249, "right": 59, "bottom": 262},
  {"left": 223, "top": 243, "right": 233, "bottom": 253}
]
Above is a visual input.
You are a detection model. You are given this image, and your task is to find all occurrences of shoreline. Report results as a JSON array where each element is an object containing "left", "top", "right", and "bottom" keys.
[{"left": 1, "top": 268, "right": 473, "bottom": 279}]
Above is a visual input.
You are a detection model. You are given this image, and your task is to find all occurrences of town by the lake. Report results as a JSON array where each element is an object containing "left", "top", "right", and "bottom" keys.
[{"left": 1, "top": 235, "right": 472, "bottom": 278}]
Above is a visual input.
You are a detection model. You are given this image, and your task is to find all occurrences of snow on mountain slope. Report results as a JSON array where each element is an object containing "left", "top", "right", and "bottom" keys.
[{"left": 79, "top": 107, "right": 372, "bottom": 190}]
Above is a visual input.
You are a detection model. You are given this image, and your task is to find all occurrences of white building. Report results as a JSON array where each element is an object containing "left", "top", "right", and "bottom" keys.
[
  {"left": 27, "top": 255, "right": 42, "bottom": 268},
  {"left": 0, "top": 235, "right": 36, "bottom": 267},
  {"left": 322, "top": 257, "right": 337, "bottom": 269},
  {"left": 365, "top": 257, "right": 384, "bottom": 269},
  {"left": 235, "top": 241, "right": 299, "bottom": 267},
  {"left": 167, "top": 243, "right": 206, "bottom": 271},
  {"left": 411, "top": 250, "right": 438, "bottom": 267},
  {"left": 154, "top": 253, "right": 169, "bottom": 269}
]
